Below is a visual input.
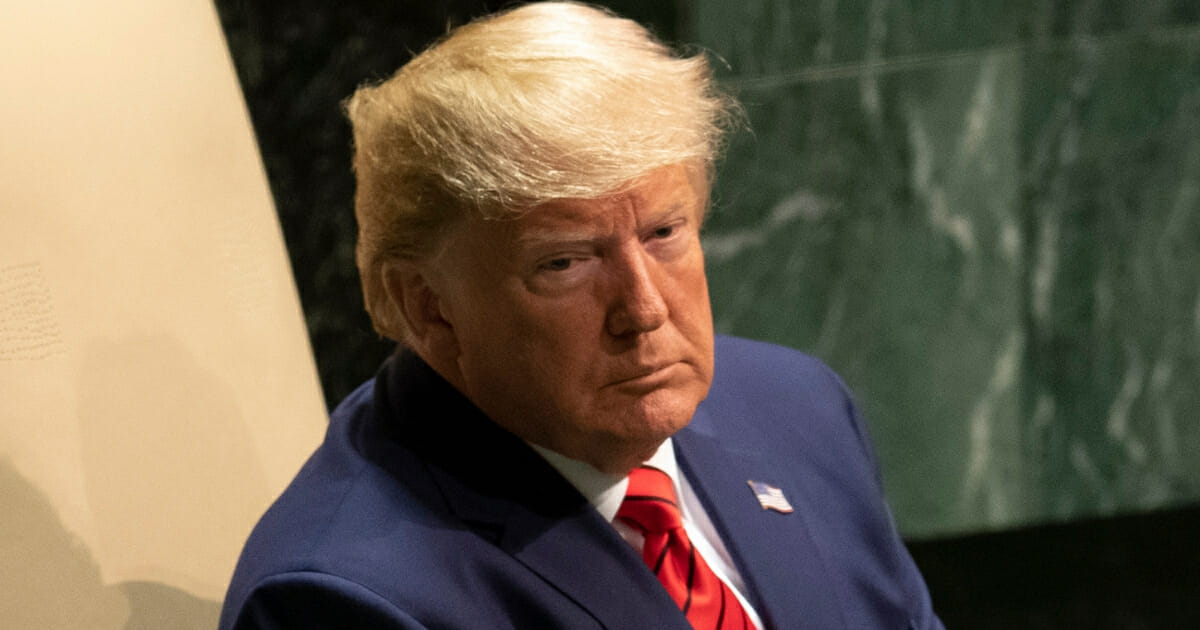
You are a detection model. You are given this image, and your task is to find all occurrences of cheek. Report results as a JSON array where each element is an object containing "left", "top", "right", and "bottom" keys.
[
  {"left": 520, "top": 289, "right": 608, "bottom": 344},
  {"left": 674, "top": 261, "right": 713, "bottom": 326},
  {"left": 674, "top": 263, "right": 715, "bottom": 377},
  {"left": 484, "top": 297, "right": 603, "bottom": 379}
]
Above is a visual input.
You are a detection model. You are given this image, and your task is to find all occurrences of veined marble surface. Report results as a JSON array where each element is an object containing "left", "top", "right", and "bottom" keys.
[{"left": 695, "top": 0, "right": 1200, "bottom": 537}]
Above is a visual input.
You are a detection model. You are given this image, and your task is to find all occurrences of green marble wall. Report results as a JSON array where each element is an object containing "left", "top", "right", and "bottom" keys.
[{"left": 695, "top": 1, "right": 1200, "bottom": 537}]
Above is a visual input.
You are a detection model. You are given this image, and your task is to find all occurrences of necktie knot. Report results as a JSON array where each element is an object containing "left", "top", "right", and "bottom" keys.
[{"left": 616, "top": 466, "right": 682, "bottom": 534}]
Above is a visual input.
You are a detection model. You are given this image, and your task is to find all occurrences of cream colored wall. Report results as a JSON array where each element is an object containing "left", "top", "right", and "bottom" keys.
[{"left": 0, "top": 1, "right": 327, "bottom": 627}]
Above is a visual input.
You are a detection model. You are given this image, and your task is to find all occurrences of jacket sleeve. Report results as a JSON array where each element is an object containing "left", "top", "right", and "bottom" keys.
[
  {"left": 225, "top": 571, "right": 428, "bottom": 630},
  {"left": 824, "top": 363, "right": 945, "bottom": 630}
]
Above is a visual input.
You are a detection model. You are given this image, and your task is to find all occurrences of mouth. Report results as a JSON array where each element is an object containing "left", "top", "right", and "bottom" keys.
[{"left": 607, "top": 362, "right": 681, "bottom": 390}]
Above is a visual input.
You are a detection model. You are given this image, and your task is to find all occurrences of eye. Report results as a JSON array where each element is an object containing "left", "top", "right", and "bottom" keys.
[
  {"left": 540, "top": 257, "right": 574, "bottom": 272},
  {"left": 651, "top": 225, "right": 676, "bottom": 239}
]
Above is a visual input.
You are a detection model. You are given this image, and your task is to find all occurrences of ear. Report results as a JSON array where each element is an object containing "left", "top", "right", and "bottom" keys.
[{"left": 382, "top": 261, "right": 460, "bottom": 369}]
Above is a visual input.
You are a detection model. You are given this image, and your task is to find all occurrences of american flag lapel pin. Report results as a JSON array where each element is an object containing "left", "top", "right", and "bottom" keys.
[{"left": 747, "top": 480, "right": 794, "bottom": 513}]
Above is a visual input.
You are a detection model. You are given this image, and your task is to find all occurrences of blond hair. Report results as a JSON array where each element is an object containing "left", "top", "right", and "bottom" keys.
[{"left": 346, "top": 1, "right": 739, "bottom": 340}]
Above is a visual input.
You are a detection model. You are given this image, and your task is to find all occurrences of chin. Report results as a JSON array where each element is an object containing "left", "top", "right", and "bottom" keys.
[
  {"left": 567, "top": 383, "right": 709, "bottom": 471},
  {"left": 622, "top": 389, "right": 702, "bottom": 441}
]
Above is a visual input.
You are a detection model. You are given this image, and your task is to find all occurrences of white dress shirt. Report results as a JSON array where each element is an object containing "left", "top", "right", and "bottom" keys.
[{"left": 532, "top": 439, "right": 765, "bottom": 628}]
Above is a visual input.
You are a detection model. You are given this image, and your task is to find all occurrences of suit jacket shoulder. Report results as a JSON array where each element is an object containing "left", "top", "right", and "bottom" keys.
[
  {"left": 674, "top": 335, "right": 941, "bottom": 629},
  {"left": 220, "top": 352, "right": 691, "bottom": 630}
]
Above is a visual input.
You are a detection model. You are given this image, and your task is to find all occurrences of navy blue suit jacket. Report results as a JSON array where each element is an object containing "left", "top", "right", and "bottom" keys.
[{"left": 221, "top": 336, "right": 942, "bottom": 629}]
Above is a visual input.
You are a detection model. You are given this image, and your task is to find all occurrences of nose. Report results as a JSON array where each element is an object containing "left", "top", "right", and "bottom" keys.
[{"left": 605, "top": 248, "right": 669, "bottom": 337}]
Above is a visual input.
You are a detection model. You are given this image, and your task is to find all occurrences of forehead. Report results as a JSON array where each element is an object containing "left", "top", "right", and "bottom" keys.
[
  {"left": 432, "top": 164, "right": 709, "bottom": 269},
  {"left": 504, "top": 164, "right": 707, "bottom": 237}
]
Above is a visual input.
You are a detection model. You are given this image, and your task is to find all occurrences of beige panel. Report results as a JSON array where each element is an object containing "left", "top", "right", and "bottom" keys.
[{"left": 0, "top": 0, "right": 327, "bottom": 626}]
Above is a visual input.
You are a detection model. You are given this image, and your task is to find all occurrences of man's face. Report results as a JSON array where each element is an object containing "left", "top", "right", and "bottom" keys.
[{"left": 426, "top": 164, "right": 714, "bottom": 474}]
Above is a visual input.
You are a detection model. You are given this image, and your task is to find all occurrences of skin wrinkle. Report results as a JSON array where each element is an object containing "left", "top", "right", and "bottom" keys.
[{"left": 403, "top": 164, "right": 714, "bottom": 475}]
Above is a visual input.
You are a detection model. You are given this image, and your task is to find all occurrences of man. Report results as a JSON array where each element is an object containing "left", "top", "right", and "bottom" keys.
[{"left": 221, "top": 3, "right": 943, "bottom": 628}]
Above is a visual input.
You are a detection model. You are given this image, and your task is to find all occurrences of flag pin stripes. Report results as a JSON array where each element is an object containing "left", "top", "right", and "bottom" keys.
[{"left": 747, "top": 480, "right": 794, "bottom": 513}]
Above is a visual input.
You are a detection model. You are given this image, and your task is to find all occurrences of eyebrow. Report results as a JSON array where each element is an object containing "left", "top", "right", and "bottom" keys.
[
  {"left": 514, "top": 202, "right": 688, "bottom": 248},
  {"left": 515, "top": 226, "right": 601, "bottom": 249}
]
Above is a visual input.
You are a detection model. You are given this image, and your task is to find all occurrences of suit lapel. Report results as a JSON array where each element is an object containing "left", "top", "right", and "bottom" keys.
[
  {"left": 502, "top": 495, "right": 693, "bottom": 630},
  {"left": 674, "top": 405, "right": 849, "bottom": 630},
  {"left": 381, "top": 351, "right": 691, "bottom": 630},
  {"left": 421, "top": 445, "right": 691, "bottom": 630}
]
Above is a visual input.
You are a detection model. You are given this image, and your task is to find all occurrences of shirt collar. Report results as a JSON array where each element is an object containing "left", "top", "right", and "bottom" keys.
[{"left": 530, "top": 438, "right": 679, "bottom": 523}]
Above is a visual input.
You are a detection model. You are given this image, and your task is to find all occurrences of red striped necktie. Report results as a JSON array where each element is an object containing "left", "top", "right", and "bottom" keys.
[{"left": 617, "top": 465, "right": 758, "bottom": 630}]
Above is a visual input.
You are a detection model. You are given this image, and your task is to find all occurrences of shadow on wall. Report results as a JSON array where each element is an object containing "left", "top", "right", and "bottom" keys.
[
  {"left": 1, "top": 333, "right": 276, "bottom": 627},
  {"left": 76, "top": 335, "right": 268, "bottom": 600},
  {"left": 0, "top": 460, "right": 219, "bottom": 629}
]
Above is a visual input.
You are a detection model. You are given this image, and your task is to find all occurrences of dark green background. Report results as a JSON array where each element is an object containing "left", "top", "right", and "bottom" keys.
[{"left": 696, "top": 1, "right": 1200, "bottom": 537}]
